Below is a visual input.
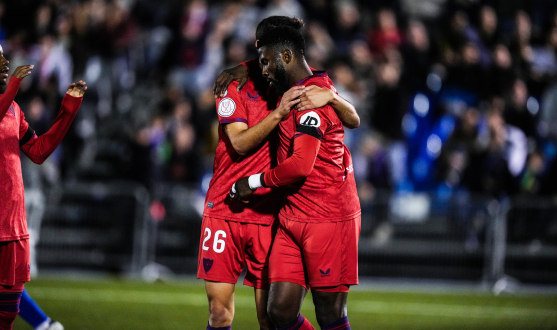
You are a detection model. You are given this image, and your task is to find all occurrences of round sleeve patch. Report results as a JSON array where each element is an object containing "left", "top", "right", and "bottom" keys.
[
  {"left": 299, "top": 111, "right": 321, "bottom": 128},
  {"left": 218, "top": 97, "right": 236, "bottom": 117}
]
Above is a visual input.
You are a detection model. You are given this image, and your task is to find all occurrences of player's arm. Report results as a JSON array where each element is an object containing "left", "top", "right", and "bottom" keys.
[
  {"left": 213, "top": 60, "right": 255, "bottom": 97},
  {"left": 20, "top": 81, "right": 86, "bottom": 164},
  {"left": 231, "top": 114, "right": 322, "bottom": 202},
  {"left": 0, "top": 65, "right": 33, "bottom": 122},
  {"left": 297, "top": 85, "right": 360, "bottom": 129},
  {"left": 224, "top": 85, "right": 305, "bottom": 156}
]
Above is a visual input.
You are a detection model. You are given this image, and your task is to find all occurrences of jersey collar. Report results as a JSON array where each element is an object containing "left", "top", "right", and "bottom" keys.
[{"left": 294, "top": 71, "right": 329, "bottom": 86}]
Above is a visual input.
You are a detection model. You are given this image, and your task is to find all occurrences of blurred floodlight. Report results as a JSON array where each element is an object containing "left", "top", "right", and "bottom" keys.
[
  {"left": 527, "top": 96, "right": 539, "bottom": 115},
  {"left": 402, "top": 113, "right": 417, "bottom": 136},
  {"left": 426, "top": 134, "right": 442, "bottom": 158},
  {"left": 427, "top": 73, "right": 442, "bottom": 92},
  {"left": 414, "top": 93, "right": 430, "bottom": 117},
  {"left": 85, "top": 56, "right": 102, "bottom": 84}
]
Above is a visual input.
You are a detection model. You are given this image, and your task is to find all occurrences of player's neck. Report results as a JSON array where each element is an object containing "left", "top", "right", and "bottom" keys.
[{"left": 288, "top": 60, "right": 313, "bottom": 87}]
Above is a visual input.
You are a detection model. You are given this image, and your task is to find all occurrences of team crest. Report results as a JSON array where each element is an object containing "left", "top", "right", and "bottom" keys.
[
  {"left": 8, "top": 105, "right": 15, "bottom": 117},
  {"left": 203, "top": 258, "right": 214, "bottom": 273}
]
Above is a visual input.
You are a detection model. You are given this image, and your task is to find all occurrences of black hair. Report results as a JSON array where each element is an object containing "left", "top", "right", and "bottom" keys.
[
  {"left": 255, "top": 16, "right": 304, "bottom": 41},
  {"left": 257, "top": 25, "right": 306, "bottom": 57}
]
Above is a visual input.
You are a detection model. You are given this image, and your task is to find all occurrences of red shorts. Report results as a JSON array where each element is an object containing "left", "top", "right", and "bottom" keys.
[
  {"left": 197, "top": 216, "right": 276, "bottom": 289},
  {"left": 0, "top": 239, "right": 30, "bottom": 287},
  {"left": 269, "top": 216, "right": 360, "bottom": 292}
]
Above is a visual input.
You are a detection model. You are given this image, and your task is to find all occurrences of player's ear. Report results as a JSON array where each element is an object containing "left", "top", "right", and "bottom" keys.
[{"left": 282, "top": 50, "right": 292, "bottom": 64}]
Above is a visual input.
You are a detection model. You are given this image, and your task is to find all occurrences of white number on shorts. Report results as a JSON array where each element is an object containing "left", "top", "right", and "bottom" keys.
[
  {"left": 202, "top": 228, "right": 226, "bottom": 253},
  {"left": 202, "top": 228, "right": 211, "bottom": 251},
  {"left": 213, "top": 230, "right": 227, "bottom": 253}
]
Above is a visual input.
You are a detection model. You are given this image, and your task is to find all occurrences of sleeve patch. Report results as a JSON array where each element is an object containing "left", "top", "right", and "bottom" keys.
[
  {"left": 299, "top": 111, "right": 321, "bottom": 128},
  {"left": 218, "top": 98, "right": 236, "bottom": 117}
]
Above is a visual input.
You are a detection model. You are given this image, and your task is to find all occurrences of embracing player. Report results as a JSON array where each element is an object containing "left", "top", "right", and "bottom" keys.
[
  {"left": 198, "top": 16, "right": 359, "bottom": 330},
  {"left": 0, "top": 44, "right": 86, "bottom": 330},
  {"left": 233, "top": 26, "right": 360, "bottom": 330}
]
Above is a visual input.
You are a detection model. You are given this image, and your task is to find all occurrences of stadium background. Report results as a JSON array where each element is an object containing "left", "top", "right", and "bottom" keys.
[{"left": 1, "top": 0, "right": 556, "bottom": 328}]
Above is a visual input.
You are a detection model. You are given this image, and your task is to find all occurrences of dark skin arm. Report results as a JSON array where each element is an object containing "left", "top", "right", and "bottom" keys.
[{"left": 213, "top": 64, "right": 360, "bottom": 128}]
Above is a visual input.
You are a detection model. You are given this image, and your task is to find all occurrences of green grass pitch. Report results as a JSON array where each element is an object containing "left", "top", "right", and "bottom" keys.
[{"left": 13, "top": 277, "right": 557, "bottom": 329}]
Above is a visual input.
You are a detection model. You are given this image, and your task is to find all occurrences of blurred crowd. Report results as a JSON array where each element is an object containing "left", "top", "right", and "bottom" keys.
[{"left": 5, "top": 0, "right": 557, "bottom": 202}]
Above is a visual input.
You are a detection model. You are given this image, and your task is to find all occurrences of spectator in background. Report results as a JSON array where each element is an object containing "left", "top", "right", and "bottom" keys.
[
  {"left": 438, "top": 107, "right": 482, "bottom": 190},
  {"left": 488, "top": 44, "right": 516, "bottom": 97},
  {"left": 372, "top": 60, "right": 405, "bottom": 141},
  {"left": 401, "top": 20, "right": 436, "bottom": 92},
  {"left": 446, "top": 41, "right": 486, "bottom": 97},
  {"left": 479, "top": 6, "right": 500, "bottom": 51},
  {"left": 509, "top": 11, "right": 537, "bottom": 79},
  {"left": 470, "top": 107, "right": 527, "bottom": 196},
  {"left": 368, "top": 8, "right": 403, "bottom": 57},
  {"left": 305, "top": 21, "right": 335, "bottom": 69},
  {"left": 331, "top": 1, "right": 362, "bottom": 56},
  {"left": 504, "top": 78, "right": 538, "bottom": 138}
]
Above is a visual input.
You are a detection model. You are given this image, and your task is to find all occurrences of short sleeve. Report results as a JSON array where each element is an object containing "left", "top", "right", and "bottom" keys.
[{"left": 215, "top": 81, "right": 247, "bottom": 125}]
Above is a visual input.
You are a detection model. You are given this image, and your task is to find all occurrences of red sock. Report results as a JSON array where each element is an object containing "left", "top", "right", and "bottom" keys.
[
  {"left": 0, "top": 310, "right": 18, "bottom": 330},
  {"left": 277, "top": 314, "right": 316, "bottom": 330}
]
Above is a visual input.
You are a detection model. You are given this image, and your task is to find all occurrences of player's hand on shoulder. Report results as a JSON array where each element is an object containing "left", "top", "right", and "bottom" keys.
[
  {"left": 230, "top": 177, "right": 254, "bottom": 203},
  {"left": 214, "top": 65, "right": 248, "bottom": 98},
  {"left": 276, "top": 86, "right": 305, "bottom": 119},
  {"left": 296, "top": 85, "right": 334, "bottom": 111},
  {"left": 66, "top": 80, "right": 87, "bottom": 97},
  {"left": 12, "top": 65, "right": 34, "bottom": 79}
]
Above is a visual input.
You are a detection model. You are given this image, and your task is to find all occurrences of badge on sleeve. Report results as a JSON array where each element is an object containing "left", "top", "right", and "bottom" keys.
[
  {"left": 299, "top": 111, "right": 321, "bottom": 128},
  {"left": 218, "top": 98, "right": 236, "bottom": 117}
]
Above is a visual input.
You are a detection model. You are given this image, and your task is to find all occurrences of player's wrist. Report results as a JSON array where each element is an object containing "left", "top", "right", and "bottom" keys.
[
  {"left": 248, "top": 173, "right": 266, "bottom": 189},
  {"left": 328, "top": 90, "right": 338, "bottom": 105}
]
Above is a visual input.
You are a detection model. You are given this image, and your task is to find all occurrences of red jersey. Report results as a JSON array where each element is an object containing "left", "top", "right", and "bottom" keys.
[
  {"left": 273, "top": 72, "right": 360, "bottom": 223},
  {"left": 1, "top": 78, "right": 82, "bottom": 241},
  {"left": 203, "top": 64, "right": 282, "bottom": 225}
]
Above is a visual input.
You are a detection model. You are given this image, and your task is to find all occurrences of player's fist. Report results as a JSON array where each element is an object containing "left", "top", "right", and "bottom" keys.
[
  {"left": 12, "top": 65, "right": 34, "bottom": 79},
  {"left": 66, "top": 80, "right": 87, "bottom": 97},
  {"left": 230, "top": 177, "right": 255, "bottom": 203}
]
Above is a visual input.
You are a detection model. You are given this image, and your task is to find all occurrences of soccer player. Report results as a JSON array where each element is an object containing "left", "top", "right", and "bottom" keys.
[
  {"left": 199, "top": 17, "right": 359, "bottom": 330},
  {"left": 232, "top": 26, "right": 361, "bottom": 330},
  {"left": 0, "top": 44, "right": 86, "bottom": 330}
]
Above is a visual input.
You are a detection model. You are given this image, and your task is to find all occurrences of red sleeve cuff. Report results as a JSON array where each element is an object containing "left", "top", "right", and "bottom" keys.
[
  {"left": 9, "top": 76, "right": 22, "bottom": 84},
  {"left": 62, "top": 93, "right": 83, "bottom": 113}
]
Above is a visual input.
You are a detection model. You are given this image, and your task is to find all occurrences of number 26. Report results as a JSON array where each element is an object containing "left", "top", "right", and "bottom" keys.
[{"left": 202, "top": 228, "right": 226, "bottom": 253}]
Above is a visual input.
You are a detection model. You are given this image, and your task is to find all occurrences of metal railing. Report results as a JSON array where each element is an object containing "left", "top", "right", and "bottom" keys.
[{"left": 35, "top": 182, "right": 557, "bottom": 287}]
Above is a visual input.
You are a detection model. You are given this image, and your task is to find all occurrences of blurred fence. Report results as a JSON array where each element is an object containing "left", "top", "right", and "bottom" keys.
[{"left": 36, "top": 182, "right": 557, "bottom": 286}]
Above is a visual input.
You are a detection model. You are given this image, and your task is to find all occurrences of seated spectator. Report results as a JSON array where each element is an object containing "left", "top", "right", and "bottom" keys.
[{"left": 368, "top": 8, "right": 403, "bottom": 57}]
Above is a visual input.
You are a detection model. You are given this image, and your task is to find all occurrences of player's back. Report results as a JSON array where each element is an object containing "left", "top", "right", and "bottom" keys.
[{"left": 276, "top": 72, "right": 360, "bottom": 223}]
